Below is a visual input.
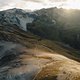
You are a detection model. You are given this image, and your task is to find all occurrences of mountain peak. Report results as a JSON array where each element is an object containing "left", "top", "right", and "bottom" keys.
[
  {"left": 0, "top": 8, "right": 36, "bottom": 31},
  {"left": 3, "top": 8, "right": 27, "bottom": 14}
]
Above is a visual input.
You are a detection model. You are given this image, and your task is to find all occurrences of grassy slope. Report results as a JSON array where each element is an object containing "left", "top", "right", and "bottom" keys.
[
  {"left": 0, "top": 25, "right": 79, "bottom": 62},
  {"left": 0, "top": 25, "right": 80, "bottom": 80}
]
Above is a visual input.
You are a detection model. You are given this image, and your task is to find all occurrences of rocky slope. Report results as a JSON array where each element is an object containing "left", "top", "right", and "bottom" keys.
[{"left": 0, "top": 8, "right": 37, "bottom": 31}]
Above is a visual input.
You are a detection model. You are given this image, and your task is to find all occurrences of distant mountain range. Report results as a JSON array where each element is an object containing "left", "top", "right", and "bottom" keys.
[{"left": 1, "top": 8, "right": 80, "bottom": 49}]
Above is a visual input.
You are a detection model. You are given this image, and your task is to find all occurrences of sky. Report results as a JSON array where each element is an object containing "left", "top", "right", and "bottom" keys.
[{"left": 0, "top": 0, "right": 80, "bottom": 11}]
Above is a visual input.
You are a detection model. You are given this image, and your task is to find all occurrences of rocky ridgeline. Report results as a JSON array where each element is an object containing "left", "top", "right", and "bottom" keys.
[{"left": 0, "top": 8, "right": 37, "bottom": 31}]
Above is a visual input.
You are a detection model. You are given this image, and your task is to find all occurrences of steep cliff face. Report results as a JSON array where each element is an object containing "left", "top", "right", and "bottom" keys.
[{"left": 0, "top": 8, "right": 36, "bottom": 31}]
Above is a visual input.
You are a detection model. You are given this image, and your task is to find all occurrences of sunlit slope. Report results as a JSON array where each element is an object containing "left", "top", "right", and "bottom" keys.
[
  {"left": 0, "top": 25, "right": 79, "bottom": 61},
  {"left": 0, "top": 25, "right": 80, "bottom": 80},
  {"left": 33, "top": 50, "right": 80, "bottom": 80},
  {"left": 0, "top": 45, "right": 80, "bottom": 80}
]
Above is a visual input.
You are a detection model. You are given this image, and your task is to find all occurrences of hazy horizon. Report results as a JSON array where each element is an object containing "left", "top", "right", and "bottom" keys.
[{"left": 0, "top": 0, "right": 80, "bottom": 11}]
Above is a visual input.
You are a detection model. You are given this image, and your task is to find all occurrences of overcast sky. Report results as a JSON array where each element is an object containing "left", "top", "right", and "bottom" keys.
[{"left": 0, "top": 0, "right": 80, "bottom": 11}]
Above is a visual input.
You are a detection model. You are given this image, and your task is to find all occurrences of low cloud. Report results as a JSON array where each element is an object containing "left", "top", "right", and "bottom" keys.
[
  {"left": 0, "top": 0, "right": 21, "bottom": 10},
  {"left": 23, "top": 0, "right": 67, "bottom": 2},
  {"left": 0, "top": 0, "right": 78, "bottom": 11},
  {"left": 23, "top": 0, "right": 43, "bottom": 2}
]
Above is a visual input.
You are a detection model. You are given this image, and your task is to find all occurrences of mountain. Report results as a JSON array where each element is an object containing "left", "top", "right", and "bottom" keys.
[
  {"left": 0, "top": 8, "right": 37, "bottom": 31},
  {"left": 28, "top": 7, "right": 80, "bottom": 49},
  {"left": 0, "top": 8, "right": 80, "bottom": 80}
]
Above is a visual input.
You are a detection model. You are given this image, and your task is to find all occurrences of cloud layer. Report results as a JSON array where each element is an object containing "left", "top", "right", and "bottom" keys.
[
  {"left": 23, "top": 0, "right": 67, "bottom": 2},
  {"left": 0, "top": 0, "right": 80, "bottom": 11},
  {"left": 0, "top": 0, "right": 21, "bottom": 10}
]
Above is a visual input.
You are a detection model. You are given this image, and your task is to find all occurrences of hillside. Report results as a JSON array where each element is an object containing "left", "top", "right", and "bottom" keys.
[
  {"left": 0, "top": 8, "right": 80, "bottom": 80},
  {"left": 0, "top": 24, "right": 80, "bottom": 80},
  {"left": 28, "top": 7, "right": 80, "bottom": 49}
]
